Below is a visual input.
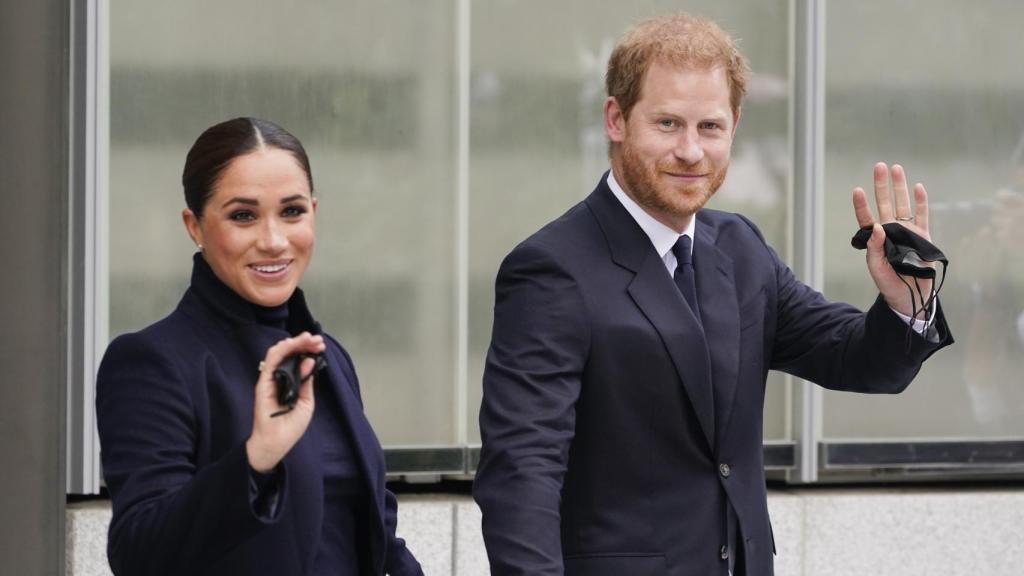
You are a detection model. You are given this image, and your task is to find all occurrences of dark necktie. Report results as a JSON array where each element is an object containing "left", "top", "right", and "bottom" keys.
[{"left": 672, "top": 235, "right": 701, "bottom": 323}]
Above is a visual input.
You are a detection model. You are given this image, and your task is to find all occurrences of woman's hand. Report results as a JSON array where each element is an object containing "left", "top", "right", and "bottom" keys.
[{"left": 246, "top": 332, "right": 326, "bottom": 473}]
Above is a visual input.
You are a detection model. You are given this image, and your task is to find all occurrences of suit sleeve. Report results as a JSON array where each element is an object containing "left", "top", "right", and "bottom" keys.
[
  {"left": 331, "top": 338, "right": 423, "bottom": 576},
  {"left": 473, "top": 242, "right": 590, "bottom": 576},
  {"left": 765, "top": 239, "right": 953, "bottom": 392},
  {"left": 96, "top": 335, "right": 283, "bottom": 576}
]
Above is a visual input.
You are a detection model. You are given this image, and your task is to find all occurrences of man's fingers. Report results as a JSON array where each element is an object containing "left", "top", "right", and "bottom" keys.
[
  {"left": 913, "top": 183, "right": 929, "bottom": 234},
  {"left": 891, "top": 164, "right": 912, "bottom": 220},
  {"left": 865, "top": 222, "right": 887, "bottom": 271},
  {"left": 873, "top": 162, "right": 895, "bottom": 222},
  {"left": 852, "top": 187, "right": 875, "bottom": 228}
]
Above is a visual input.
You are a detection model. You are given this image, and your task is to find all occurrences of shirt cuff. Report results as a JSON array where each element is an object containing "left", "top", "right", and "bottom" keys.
[
  {"left": 890, "top": 298, "right": 940, "bottom": 341},
  {"left": 248, "top": 463, "right": 283, "bottom": 520}
]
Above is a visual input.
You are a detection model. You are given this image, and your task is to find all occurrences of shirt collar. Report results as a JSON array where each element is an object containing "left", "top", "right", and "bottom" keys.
[{"left": 606, "top": 169, "right": 696, "bottom": 259}]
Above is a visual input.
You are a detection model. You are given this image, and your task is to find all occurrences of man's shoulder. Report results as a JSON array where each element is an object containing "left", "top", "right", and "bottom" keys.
[
  {"left": 696, "top": 208, "right": 770, "bottom": 245},
  {"left": 511, "top": 198, "right": 601, "bottom": 259}
]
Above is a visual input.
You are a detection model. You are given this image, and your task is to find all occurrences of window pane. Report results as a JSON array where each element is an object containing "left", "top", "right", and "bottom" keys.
[
  {"left": 109, "top": 0, "right": 457, "bottom": 445},
  {"left": 466, "top": 1, "right": 793, "bottom": 443},
  {"left": 822, "top": 0, "right": 1024, "bottom": 439}
]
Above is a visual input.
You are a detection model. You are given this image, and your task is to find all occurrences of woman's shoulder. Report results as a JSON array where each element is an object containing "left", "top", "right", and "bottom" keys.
[{"left": 100, "top": 306, "right": 212, "bottom": 380}]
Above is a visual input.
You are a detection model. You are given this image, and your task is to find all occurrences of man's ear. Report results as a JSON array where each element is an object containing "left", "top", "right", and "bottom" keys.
[
  {"left": 182, "top": 208, "right": 203, "bottom": 248},
  {"left": 604, "top": 96, "right": 626, "bottom": 144},
  {"left": 731, "top": 106, "right": 742, "bottom": 138}
]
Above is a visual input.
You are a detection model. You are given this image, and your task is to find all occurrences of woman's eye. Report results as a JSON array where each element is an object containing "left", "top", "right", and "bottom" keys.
[
  {"left": 229, "top": 210, "right": 255, "bottom": 222},
  {"left": 282, "top": 206, "right": 307, "bottom": 218}
]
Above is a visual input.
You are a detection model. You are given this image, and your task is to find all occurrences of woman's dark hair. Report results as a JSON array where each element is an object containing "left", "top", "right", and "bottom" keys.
[{"left": 182, "top": 117, "right": 314, "bottom": 218}]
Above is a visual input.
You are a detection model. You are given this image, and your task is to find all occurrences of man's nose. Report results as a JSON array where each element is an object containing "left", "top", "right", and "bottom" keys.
[{"left": 673, "top": 128, "right": 704, "bottom": 165}]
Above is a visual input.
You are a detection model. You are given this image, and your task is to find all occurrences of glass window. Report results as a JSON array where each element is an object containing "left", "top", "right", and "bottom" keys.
[
  {"left": 109, "top": 0, "right": 458, "bottom": 445},
  {"left": 109, "top": 0, "right": 794, "bottom": 457},
  {"left": 466, "top": 0, "right": 794, "bottom": 443},
  {"left": 822, "top": 0, "right": 1024, "bottom": 439}
]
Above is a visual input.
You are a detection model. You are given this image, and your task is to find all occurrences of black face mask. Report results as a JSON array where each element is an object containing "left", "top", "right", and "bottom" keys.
[{"left": 851, "top": 223, "right": 948, "bottom": 346}]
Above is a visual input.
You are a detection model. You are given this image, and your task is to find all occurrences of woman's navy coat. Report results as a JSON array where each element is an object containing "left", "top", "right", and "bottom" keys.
[{"left": 96, "top": 255, "right": 422, "bottom": 575}]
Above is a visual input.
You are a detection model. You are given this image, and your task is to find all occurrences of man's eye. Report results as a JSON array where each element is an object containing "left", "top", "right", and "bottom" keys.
[
  {"left": 229, "top": 210, "right": 255, "bottom": 222},
  {"left": 282, "top": 206, "right": 307, "bottom": 218},
  {"left": 700, "top": 122, "right": 720, "bottom": 130},
  {"left": 659, "top": 119, "right": 676, "bottom": 129}
]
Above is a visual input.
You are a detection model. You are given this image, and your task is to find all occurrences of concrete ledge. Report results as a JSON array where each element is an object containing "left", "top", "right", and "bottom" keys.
[
  {"left": 65, "top": 501, "right": 112, "bottom": 576},
  {"left": 68, "top": 488, "right": 1024, "bottom": 575}
]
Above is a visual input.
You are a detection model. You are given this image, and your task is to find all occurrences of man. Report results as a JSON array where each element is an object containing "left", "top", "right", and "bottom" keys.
[{"left": 473, "top": 13, "right": 952, "bottom": 576}]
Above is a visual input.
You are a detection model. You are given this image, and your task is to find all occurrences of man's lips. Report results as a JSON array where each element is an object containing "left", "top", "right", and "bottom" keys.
[{"left": 665, "top": 171, "right": 707, "bottom": 178}]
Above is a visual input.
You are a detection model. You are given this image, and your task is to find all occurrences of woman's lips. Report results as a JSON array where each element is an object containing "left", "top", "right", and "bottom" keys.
[{"left": 248, "top": 260, "right": 292, "bottom": 279}]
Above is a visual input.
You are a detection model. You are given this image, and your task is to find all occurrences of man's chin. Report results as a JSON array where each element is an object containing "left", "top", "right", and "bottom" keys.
[{"left": 664, "top": 188, "right": 712, "bottom": 213}]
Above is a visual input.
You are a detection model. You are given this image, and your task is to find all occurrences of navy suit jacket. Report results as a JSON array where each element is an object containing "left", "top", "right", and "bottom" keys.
[
  {"left": 474, "top": 176, "right": 952, "bottom": 576},
  {"left": 96, "top": 255, "right": 421, "bottom": 576}
]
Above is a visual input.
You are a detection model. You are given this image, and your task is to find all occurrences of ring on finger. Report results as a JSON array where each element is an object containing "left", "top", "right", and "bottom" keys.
[
  {"left": 258, "top": 361, "right": 266, "bottom": 372},
  {"left": 896, "top": 216, "right": 913, "bottom": 222}
]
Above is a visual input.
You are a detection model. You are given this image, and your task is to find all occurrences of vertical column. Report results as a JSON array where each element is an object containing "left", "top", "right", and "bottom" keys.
[
  {"left": 0, "top": 0, "right": 69, "bottom": 572},
  {"left": 67, "top": 0, "right": 108, "bottom": 496},
  {"left": 454, "top": 0, "right": 471, "bottom": 454},
  {"left": 791, "top": 0, "right": 826, "bottom": 483}
]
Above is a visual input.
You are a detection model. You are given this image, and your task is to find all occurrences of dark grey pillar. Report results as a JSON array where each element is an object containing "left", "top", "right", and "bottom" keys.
[{"left": 0, "top": 0, "right": 69, "bottom": 573}]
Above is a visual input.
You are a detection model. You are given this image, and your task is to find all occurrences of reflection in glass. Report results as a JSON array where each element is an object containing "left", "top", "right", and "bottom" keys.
[
  {"left": 823, "top": 0, "right": 1024, "bottom": 438},
  {"left": 109, "top": 0, "right": 457, "bottom": 445}
]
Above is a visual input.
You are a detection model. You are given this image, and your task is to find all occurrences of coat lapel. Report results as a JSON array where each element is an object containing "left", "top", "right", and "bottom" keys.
[
  {"left": 693, "top": 220, "right": 741, "bottom": 445},
  {"left": 586, "top": 177, "right": 716, "bottom": 452},
  {"left": 627, "top": 253, "right": 716, "bottom": 451},
  {"left": 323, "top": 345, "right": 384, "bottom": 494}
]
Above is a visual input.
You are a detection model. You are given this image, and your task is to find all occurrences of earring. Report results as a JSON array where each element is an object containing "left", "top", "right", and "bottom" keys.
[{"left": 197, "top": 244, "right": 204, "bottom": 251}]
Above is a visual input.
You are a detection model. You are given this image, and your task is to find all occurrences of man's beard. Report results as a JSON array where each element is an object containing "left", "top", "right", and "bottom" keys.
[{"left": 618, "top": 138, "right": 728, "bottom": 226}]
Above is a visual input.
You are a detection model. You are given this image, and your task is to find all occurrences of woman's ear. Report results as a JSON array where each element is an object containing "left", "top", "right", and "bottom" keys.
[{"left": 182, "top": 208, "right": 203, "bottom": 249}]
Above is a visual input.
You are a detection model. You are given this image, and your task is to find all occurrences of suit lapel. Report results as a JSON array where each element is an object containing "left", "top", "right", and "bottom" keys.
[
  {"left": 586, "top": 177, "right": 716, "bottom": 452},
  {"left": 627, "top": 253, "right": 716, "bottom": 451},
  {"left": 694, "top": 221, "right": 741, "bottom": 444}
]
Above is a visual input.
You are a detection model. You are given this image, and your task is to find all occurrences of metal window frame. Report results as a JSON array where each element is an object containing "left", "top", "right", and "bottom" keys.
[
  {"left": 67, "top": 0, "right": 1024, "bottom": 493},
  {"left": 67, "top": 0, "right": 108, "bottom": 495},
  {"left": 790, "top": 0, "right": 827, "bottom": 484}
]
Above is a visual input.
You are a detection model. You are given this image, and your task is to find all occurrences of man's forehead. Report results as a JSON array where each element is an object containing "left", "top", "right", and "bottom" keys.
[
  {"left": 636, "top": 61, "right": 731, "bottom": 105},
  {"left": 642, "top": 59, "right": 726, "bottom": 83}
]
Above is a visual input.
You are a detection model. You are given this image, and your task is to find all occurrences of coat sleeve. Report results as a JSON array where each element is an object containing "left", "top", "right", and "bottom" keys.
[
  {"left": 382, "top": 488, "right": 424, "bottom": 575},
  {"left": 473, "top": 242, "right": 591, "bottom": 576},
  {"left": 753, "top": 221, "right": 953, "bottom": 392},
  {"left": 96, "top": 333, "right": 284, "bottom": 576}
]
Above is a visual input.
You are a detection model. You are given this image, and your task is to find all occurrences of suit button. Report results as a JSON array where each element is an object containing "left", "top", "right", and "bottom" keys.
[
  {"left": 719, "top": 463, "right": 731, "bottom": 478},
  {"left": 720, "top": 545, "right": 729, "bottom": 560}
]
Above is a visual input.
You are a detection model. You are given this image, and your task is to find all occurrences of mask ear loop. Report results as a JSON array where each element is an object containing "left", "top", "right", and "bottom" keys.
[
  {"left": 896, "top": 273, "right": 919, "bottom": 354},
  {"left": 897, "top": 261, "right": 946, "bottom": 353}
]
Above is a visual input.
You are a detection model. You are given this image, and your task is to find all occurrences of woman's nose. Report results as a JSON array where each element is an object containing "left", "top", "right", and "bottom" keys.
[{"left": 257, "top": 220, "right": 288, "bottom": 252}]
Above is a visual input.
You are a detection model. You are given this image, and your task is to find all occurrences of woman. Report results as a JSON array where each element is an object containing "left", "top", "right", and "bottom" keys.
[{"left": 96, "top": 117, "right": 423, "bottom": 575}]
